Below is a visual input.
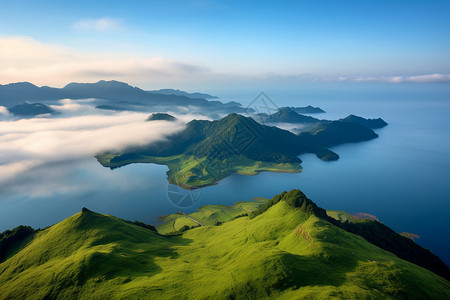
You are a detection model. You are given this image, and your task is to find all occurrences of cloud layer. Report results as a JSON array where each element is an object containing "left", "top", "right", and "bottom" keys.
[
  {"left": 335, "top": 74, "right": 450, "bottom": 83},
  {"left": 0, "top": 36, "right": 208, "bottom": 87},
  {"left": 0, "top": 100, "right": 188, "bottom": 190}
]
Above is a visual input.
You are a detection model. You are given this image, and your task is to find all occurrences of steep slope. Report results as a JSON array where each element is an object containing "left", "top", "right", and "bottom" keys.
[
  {"left": 98, "top": 114, "right": 338, "bottom": 188},
  {"left": 0, "top": 191, "right": 449, "bottom": 299}
]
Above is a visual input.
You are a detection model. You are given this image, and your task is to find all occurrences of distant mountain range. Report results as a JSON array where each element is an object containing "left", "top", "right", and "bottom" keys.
[
  {"left": 147, "top": 88, "right": 218, "bottom": 99},
  {"left": 0, "top": 80, "right": 243, "bottom": 114}
]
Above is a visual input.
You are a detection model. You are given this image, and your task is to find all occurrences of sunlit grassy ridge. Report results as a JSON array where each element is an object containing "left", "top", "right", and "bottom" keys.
[
  {"left": 1, "top": 191, "right": 449, "bottom": 299},
  {"left": 157, "top": 198, "right": 268, "bottom": 234}
]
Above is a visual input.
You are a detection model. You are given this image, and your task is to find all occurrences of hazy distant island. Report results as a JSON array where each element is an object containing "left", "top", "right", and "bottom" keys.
[
  {"left": 257, "top": 107, "right": 320, "bottom": 124},
  {"left": 288, "top": 105, "right": 325, "bottom": 114},
  {"left": 147, "top": 88, "right": 218, "bottom": 100},
  {"left": 8, "top": 102, "right": 55, "bottom": 117},
  {"left": 1, "top": 189, "right": 448, "bottom": 299},
  {"left": 146, "top": 113, "right": 177, "bottom": 121},
  {"left": 340, "top": 114, "right": 388, "bottom": 129},
  {"left": 97, "top": 111, "right": 385, "bottom": 189}
]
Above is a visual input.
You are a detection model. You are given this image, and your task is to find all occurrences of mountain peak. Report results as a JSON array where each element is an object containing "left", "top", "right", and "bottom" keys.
[
  {"left": 2, "top": 82, "right": 38, "bottom": 89},
  {"left": 251, "top": 189, "right": 330, "bottom": 219}
]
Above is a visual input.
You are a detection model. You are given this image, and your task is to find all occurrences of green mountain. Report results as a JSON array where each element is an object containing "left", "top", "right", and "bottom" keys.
[
  {"left": 257, "top": 109, "right": 386, "bottom": 147},
  {"left": 97, "top": 113, "right": 340, "bottom": 189},
  {"left": 1, "top": 190, "right": 448, "bottom": 299},
  {"left": 97, "top": 113, "right": 385, "bottom": 189},
  {"left": 303, "top": 120, "right": 379, "bottom": 147},
  {"left": 340, "top": 114, "right": 388, "bottom": 129},
  {"left": 146, "top": 113, "right": 177, "bottom": 121},
  {"left": 288, "top": 105, "right": 325, "bottom": 114},
  {"left": 260, "top": 107, "right": 320, "bottom": 124}
]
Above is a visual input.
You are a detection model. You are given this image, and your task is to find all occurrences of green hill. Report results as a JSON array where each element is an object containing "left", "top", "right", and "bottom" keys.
[
  {"left": 0, "top": 190, "right": 448, "bottom": 299},
  {"left": 302, "top": 120, "right": 379, "bottom": 147},
  {"left": 288, "top": 105, "right": 325, "bottom": 114},
  {"left": 97, "top": 114, "right": 343, "bottom": 189},
  {"left": 340, "top": 114, "right": 388, "bottom": 129},
  {"left": 261, "top": 107, "right": 320, "bottom": 124}
]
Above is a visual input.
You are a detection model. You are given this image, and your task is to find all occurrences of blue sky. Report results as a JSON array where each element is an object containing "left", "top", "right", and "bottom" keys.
[{"left": 0, "top": 0, "right": 449, "bottom": 89}]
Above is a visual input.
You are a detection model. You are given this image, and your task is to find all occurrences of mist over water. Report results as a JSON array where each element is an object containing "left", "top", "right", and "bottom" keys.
[{"left": 0, "top": 83, "right": 449, "bottom": 265}]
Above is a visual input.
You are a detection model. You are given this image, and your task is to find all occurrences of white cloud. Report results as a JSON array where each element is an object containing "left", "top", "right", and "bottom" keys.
[
  {"left": 0, "top": 100, "right": 190, "bottom": 188},
  {"left": 0, "top": 36, "right": 208, "bottom": 86},
  {"left": 72, "top": 17, "right": 122, "bottom": 32},
  {"left": 0, "top": 160, "right": 41, "bottom": 184},
  {"left": 0, "top": 106, "right": 12, "bottom": 119},
  {"left": 335, "top": 74, "right": 450, "bottom": 83}
]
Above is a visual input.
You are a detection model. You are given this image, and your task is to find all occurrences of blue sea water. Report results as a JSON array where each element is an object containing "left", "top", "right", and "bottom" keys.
[{"left": 0, "top": 82, "right": 449, "bottom": 265}]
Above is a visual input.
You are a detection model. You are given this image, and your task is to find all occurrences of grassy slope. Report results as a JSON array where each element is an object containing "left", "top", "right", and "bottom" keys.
[
  {"left": 1, "top": 200, "right": 449, "bottom": 299},
  {"left": 97, "top": 153, "right": 301, "bottom": 190},
  {"left": 157, "top": 198, "right": 268, "bottom": 234}
]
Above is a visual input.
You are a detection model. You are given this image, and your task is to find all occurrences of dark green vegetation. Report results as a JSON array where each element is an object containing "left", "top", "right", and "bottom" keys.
[
  {"left": 259, "top": 107, "right": 320, "bottom": 124},
  {"left": 340, "top": 114, "right": 388, "bottom": 129},
  {"left": 1, "top": 190, "right": 449, "bottom": 299},
  {"left": 257, "top": 108, "right": 386, "bottom": 147},
  {"left": 288, "top": 105, "right": 325, "bottom": 114},
  {"left": 337, "top": 218, "right": 450, "bottom": 280},
  {"left": 97, "top": 113, "right": 341, "bottom": 189},
  {"left": 8, "top": 102, "right": 55, "bottom": 117},
  {"left": 97, "top": 112, "right": 385, "bottom": 189},
  {"left": 146, "top": 113, "right": 177, "bottom": 121},
  {"left": 304, "top": 120, "right": 379, "bottom": 147},
  {"left": 0, "top": 80, "right": 243, "bottom": 114},
  {"left": 0, "top": 226, "right": 36, "bottom": 263}
]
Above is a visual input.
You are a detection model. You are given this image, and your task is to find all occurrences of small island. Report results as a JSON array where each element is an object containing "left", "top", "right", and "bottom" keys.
[
  {"left": 146, "top": 113, "right": 177, "bottom": 121},
  {"left": 8, "top": 102, "right": 55, "bottom": 117},
  {"left": 97, "top": 112, "right": 385, "bottom": 189},
  {"left": 288, "top": 105, "right": 325, "bottom": 114}
]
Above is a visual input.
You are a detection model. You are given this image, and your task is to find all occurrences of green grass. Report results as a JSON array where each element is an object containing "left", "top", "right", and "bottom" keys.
[
  {"left": 157, "top": 198, "right": 268, "bottom": 234},
  {"left": 1, "top": 193, "right": 449, "bottom": 299},
  {"left": 97, "top": 153, "right": 302, "bottom": 190}
]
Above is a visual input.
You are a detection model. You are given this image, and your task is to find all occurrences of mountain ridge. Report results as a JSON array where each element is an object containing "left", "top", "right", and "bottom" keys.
[
  {"left": 0, "top": 189, "right": 448, "bottom": 299},
  {"left": 0, "top": 80, "right": 243, "bottom": 113}
]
